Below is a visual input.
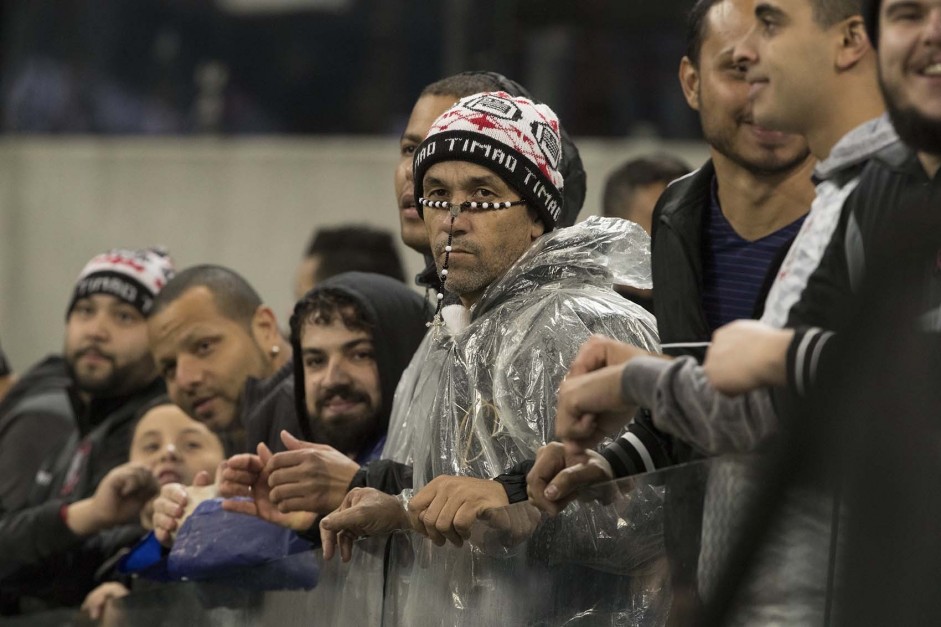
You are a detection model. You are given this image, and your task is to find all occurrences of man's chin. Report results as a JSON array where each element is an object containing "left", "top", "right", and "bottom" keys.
[{"left": 73, "top": 372, "right": 117, "bottom": 395}]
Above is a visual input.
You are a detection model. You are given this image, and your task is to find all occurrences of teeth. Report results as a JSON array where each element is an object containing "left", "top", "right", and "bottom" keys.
[{"left": 924, "top": 63, "right": 941, "bottom": 76}]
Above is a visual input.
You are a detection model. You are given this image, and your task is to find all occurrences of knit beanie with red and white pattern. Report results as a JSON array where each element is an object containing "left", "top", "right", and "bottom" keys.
[
  {"left": 67, "top": 247, "right": 176, "bottom": 318},
  {"left": 413, "top": 91, "right": 565, "bottom": 230}
]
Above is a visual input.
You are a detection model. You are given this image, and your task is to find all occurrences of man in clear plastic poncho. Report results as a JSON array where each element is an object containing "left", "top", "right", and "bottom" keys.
[{"left": 318, "top": 92, "right": 661, "bottom": 624}]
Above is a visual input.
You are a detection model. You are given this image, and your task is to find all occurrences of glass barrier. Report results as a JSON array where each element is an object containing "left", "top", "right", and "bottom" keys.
[{"left": 10, "top": 455, "right": 836, "bottom": 625}]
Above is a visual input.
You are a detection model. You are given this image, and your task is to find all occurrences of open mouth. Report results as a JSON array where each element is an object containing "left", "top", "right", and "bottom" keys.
[{"left": 918, "top": 62, "right": 941, "bottom": 77}]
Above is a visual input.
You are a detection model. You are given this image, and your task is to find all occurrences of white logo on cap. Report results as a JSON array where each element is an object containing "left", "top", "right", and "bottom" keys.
[
  {"left": 530, "top": 121, "right": 561, "bottom": 170},
  {"left": 464, "top": 95, "right": 523, "bottom": 121}
]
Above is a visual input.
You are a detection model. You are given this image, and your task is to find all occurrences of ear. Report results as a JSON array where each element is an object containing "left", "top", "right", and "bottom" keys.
[
  {"left": 528, "top": 209, "right": 546, "bottom": 240},
  {"left": 250, "top": 305, "right": 281, "bottom": 349},
  {"left": 679, "top": 56, "right": 701, "bottom": 111},
  {"left": 835, "top": 16, "right": 871, "bottom": 71}
]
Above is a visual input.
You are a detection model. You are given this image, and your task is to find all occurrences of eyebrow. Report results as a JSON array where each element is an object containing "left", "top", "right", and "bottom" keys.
[
  {"left": 302, "top": 338, "right": 373, "bottom": 353},
  {"left": 423, "top": 174, "right": 506, "bottom": 190},
  {"left": 755, "top": 3, "right": 787, "bottom": 22},
  {"left": 400, "top": 132, "right": 425, "bottom": 145}
]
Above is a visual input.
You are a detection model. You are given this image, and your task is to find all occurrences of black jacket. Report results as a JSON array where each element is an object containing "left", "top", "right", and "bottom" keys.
[
  {"left": 0, "top": 376, "right": 165, "bottom": 614},
  {"left": 0, "top": 355, "right": 74, "bottom": 512},
  {"left": 785, "top": 140, "right": 941, "bottom": 394},
  {"left": 650, "top": 160, "right": 716, "bottom": 362},
  {"left": 602, "top": 160, "right": 798, "bottom": 477}
]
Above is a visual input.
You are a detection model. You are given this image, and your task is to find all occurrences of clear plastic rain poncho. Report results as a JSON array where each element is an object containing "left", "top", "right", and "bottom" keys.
[
  {"left": 383, "top": 215, "right": 659, "bottom": 485},
  {"left": 359, "top": 216, "right": 666, "bottom": 626}
]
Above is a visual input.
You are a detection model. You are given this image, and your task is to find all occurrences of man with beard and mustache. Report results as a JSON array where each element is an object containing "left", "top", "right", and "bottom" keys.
[
  {"left": 0, "top": 248, "right": 173, "bottom": 615},
  {"left": 151, "top": 272, "right": 428, "bottom": 541}
]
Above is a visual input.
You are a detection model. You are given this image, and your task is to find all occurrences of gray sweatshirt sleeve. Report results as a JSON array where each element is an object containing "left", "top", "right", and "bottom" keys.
[{"left": 619, "top": 356, "right": 779, "bottom": 457}]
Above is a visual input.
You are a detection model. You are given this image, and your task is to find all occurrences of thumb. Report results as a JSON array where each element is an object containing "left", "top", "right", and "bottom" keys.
[
  {"left": 193, "top": 470, "right": 213, "bottom": 487},
  {"left": 280, "top": 429, "right": 315, "bottom": 451},
  {"left": 257, "top": 442, "right": 273, "bottom": 465}
]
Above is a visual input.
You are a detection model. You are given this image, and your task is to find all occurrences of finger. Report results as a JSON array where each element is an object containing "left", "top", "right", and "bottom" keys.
[
  {"left": 269, "top": 482, "right": 306, "bottom": 506},
  {"left": 153, "top": 496, "right": 185, "bottom": 519},
  {"left": 451, "top": 502, "right": 481, "bottom": 541},
  {"left": 545, "top": 463, "right": 608, "bottom": 508},
  {"left": 219, "top": 482, "right": 252, "bottom": 499},
  {"left": 268, "top": 461, "right": 316, "bottom": 488},
  {"left": 193, "top": 470, "right": 213, "bottom": 487},
  {"left": 220, "top": 467, "right": 259, "bottom": 486},
  {"left": 320, "top": 522, "right": 337, "bottom": 561},
  {"left": 225, "top": 454, "right": 263, "bottom": 473},
  {"left": 417, "top": 494, "right": 448, "bottom": 546},
  {"left": 257, "top": 442, "right": 274, "bottom": 466},
  {"left": 407, "top": 482, "right": 438, "bottom": 513},
  {"left": 433, "top": 497, "right": 467, "bottom": 546},
  {"left": 281, "top": 429, "right": 317, "bottom": 451},
  {"left": 339, "top": 531, "right": 354, "bottom": 562},
  {"left": 558, "top": 411, "right": 599, "bottom": 442},
  {"left": 221, "top": 499, "right": 259, "bottom": 517},
  {"left": 268, "top": 448, "right": 323, "bottom": 473},
  {"left": 273, "top": 495, "right": 319, "bottom": 515},
  {"left": 528, "top": 485, "right": 563, "bottom": 517},
  {"left": 568, "top": 337, "right": 610, "bottom": 376},
  {"left": 155, "top": 526, "right": 172, "bottom": 547}
]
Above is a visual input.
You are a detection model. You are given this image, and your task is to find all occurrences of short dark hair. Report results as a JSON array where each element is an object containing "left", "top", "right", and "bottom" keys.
[
  {"left": 303, "top": 225, "right": 405, "bottom": 285},
  {"left": 685, "top": 0, "right": 860, "bottom": 66},
  {"left": 420, "top": 73, "right": 506, "bottom": 99},
  {"left": 602, "top": 154, "right": 692, "bottom": 218},
  {"left": 685, "top": 0, "right": 725, "bottom": 66},
  {"left": 289, "top": 289, "right": 373, "bottom": 350},
  {"left": 151, "top": 265, "right": 262, "bottom": 328},
  {"left": 810, "top": 0, "right": 861, "bottom": 28}
]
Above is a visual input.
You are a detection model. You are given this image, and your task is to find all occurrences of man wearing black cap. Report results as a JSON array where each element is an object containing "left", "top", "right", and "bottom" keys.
[
  {"left": 0, "top": 248, "right": 173, "bottom": 615},
  {"left": 320, "top": 92, "right": 658, "bottom": 562},
  {"left": 395, "top": 72, "right": 587, "bottom": 295}
]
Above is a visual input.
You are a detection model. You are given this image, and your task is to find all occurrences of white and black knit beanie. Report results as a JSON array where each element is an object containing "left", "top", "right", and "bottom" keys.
[
  {"left": 413, "top": 91, "right": 566, "bottom": 230},
  {"left": 67, "top": 247, "right": 176, "bottom": 318}
]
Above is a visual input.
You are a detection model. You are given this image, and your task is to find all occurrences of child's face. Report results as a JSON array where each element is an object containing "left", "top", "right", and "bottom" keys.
[{"left": 130, "top": 403, "right": 225, "bottom": 486}]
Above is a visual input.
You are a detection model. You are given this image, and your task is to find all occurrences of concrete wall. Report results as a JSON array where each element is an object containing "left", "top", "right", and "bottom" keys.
[{"left": 0, "top": 136, "right": 709, "bottom": 369}]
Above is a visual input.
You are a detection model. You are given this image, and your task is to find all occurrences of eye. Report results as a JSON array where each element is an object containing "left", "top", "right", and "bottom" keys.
[
  {"left": 400, "top": 143, "right": 416, "bottom": 157},
  {"left": 759, "top": 15, "right": 778, "bottom": 35},
  {"left": 72, "top": 302, "right": 95, "bottom": 318},
  {"left": 182, "top": 439, "right": 204, "bottom": 452},
  {"left": 304, "top": 354, "right": 326, "bottom": 369},
  {"left": 114, "top": 309, "right": 141, "bottom": 325},
  {"left": 194, "top": 339, "right": 215, "bottom": 357},
  {"left": 352, "top": 349, "right": 375, "bottom": 362},
  {"left": 140, "top": 442, "right": 160, "bottom": 454}
]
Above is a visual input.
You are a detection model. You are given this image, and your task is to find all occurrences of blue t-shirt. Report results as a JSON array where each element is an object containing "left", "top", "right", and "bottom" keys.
[{"left": 702, "top": 179, "right": 806, "bottom": 331}]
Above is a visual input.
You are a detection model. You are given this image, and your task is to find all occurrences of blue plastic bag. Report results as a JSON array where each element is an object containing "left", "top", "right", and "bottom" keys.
[{"left": 119, "top": 498, "right": 318, "bottom": 590}]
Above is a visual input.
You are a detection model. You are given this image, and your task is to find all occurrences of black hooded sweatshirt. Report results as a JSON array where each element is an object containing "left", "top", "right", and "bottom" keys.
[{"left": 241, "top": 272, "right": 430, "bottom": 494}]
